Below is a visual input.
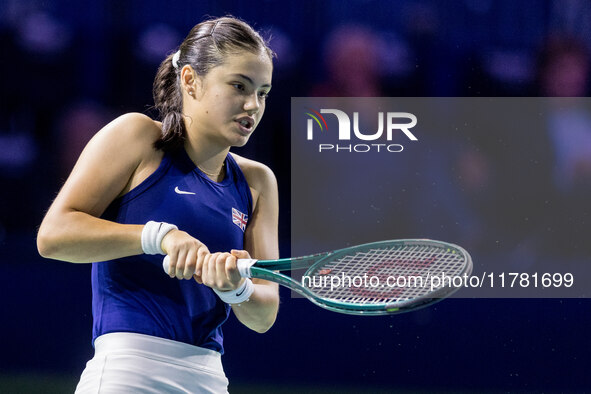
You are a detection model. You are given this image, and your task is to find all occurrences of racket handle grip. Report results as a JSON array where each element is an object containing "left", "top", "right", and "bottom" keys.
[
  {"left": 237, "top": 258, "right": 257, "bottom": 278},
  {"left": 162, "top": 255, "right": 257, "bottom": 278},
  {"left": 162, "top": 255, "right": 172, "bottom": 273}
]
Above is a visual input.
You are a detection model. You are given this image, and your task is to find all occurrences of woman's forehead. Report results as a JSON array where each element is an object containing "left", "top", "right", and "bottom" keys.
[{"left": 211, "top": 51, "right": 273, "bottom": 84}]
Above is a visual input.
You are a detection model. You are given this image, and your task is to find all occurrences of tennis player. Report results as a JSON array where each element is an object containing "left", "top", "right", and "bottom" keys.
[{"left": 37, "top": 16, "right": 279, "bottom": 393}]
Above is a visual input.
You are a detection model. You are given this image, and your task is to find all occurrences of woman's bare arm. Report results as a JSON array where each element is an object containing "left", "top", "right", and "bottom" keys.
[{"left": 37, "top": 113, "right": 163, "bottom": 263}]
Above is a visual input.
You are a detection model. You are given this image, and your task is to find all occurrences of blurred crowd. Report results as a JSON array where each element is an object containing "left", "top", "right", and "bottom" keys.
[{"left": 0, "top": 0, "right": 590, "bottom": 265}]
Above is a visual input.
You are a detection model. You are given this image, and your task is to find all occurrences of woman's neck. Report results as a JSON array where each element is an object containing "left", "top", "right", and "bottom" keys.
[{"left": 184, "top": 137, "right": 230, "bottom": 182}]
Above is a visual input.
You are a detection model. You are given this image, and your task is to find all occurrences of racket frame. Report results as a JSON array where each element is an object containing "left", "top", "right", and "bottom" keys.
[{"left": 240, "top": 239, "right": 472, "bottom": 315}]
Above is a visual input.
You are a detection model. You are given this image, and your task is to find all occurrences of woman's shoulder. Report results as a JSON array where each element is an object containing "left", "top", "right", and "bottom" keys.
[
  {"left": 230, "top": 153, "right": 277, "bottom": 193},
  {"left": 93, "top": 112, "right": 162, "bottom": 158},
  {"left": 106, "top": 112, "right": 162, "bottom": 141},
  {"left": 84, "top": 113, "right": 164, "bottom": 197}
]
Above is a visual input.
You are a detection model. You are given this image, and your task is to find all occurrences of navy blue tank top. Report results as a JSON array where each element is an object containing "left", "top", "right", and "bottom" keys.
[{"left": 92, "top": 149, "right": 252, "bottom": 354}]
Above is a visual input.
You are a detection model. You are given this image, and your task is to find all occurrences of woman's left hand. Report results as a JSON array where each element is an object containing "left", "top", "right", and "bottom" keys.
[{"left": 195, "top": 249, "right": 250, "bottom": 291}]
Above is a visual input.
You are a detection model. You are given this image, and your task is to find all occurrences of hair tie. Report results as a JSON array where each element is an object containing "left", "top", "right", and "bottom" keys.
[{"left": 172, "top": 50, "right": 181, "bottom": 69}]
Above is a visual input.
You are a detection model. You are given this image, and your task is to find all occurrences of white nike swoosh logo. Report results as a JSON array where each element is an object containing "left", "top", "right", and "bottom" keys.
[{"left": 174, "top": 186, "right": 196, "bottom": 195}]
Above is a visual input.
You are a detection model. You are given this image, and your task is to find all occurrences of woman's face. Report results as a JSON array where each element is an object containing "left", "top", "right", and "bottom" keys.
[{"left": 187, "top": 49, "right": 273, "bottom": 148}]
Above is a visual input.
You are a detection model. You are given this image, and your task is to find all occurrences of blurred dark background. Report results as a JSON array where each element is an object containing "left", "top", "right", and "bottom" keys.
[{"left": 1, "top": 0, "right": 590, "bottom": 392}]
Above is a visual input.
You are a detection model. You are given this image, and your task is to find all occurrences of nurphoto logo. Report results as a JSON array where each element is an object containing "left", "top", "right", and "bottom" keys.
[{"left": 305, "top": 108, "right": 418, "bottom": 153}]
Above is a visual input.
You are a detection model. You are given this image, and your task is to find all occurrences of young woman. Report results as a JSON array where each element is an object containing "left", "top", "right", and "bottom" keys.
[{"left": 37, "top": 17, "right": 279, "bottom": 393}]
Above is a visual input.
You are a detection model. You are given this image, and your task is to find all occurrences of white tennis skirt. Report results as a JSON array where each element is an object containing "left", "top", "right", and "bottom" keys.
[{"left": 75, "top": 332, "right": 229, "bottom": 393}]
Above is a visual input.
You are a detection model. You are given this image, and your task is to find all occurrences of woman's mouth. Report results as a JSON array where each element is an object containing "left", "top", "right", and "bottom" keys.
[{"left": 235, "top": 117, "right": 255, "bottom": 135}]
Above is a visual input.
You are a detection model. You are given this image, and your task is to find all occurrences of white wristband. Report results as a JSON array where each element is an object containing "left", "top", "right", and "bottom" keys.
[
  {"left": 213, "top": 278, "right": 254, "bottom": 304},
  {"left": 141, "top": 221, "right": 178, "bottom": 255}
]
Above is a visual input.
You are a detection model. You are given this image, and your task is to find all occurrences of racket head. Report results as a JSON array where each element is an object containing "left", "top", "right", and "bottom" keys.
[{"left": 295, "top": 239, "right": 472, "bottom": 315}]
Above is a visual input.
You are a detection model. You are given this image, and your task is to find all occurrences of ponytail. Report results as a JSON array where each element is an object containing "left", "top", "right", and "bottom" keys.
[{"left": 152, "top": 52, "right": 186, "bottom": 152}]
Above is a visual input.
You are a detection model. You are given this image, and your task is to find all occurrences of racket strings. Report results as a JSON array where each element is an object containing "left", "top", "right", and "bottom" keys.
[{"left": 304, "top": 245, "right": 466, "bottom": 304}]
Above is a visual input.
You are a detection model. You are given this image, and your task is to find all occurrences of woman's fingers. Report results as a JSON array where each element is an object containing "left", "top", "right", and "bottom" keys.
[
  {"left": 182, "top": 248, "right": 197, "bottom": 279},
  {"left": 164, "top": 241, "right": 252, "bottom": 292},
  {"left": 196, "top": 252, "right": 245, "bottom": 291},
  {"left": 160, "top": 229, "right": 210, "bottom": 280},
  {"left": 174, "top": 249, "right": 188, "bottom": 279}
]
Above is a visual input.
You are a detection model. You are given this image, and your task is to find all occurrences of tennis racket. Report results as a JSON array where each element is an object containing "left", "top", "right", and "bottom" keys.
[{"left": 163, "top": 239, "right": 472, "bottom": 315}]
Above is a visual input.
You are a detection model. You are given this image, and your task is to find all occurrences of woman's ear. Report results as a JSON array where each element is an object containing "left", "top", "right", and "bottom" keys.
[{"left": 180, "top": 65, "right": 202, "bottom": 98}]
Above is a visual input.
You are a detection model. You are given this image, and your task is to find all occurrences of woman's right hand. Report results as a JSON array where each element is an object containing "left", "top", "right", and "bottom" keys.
[{"left": 161, "top": 230, "right": 210, "bottom": 280}]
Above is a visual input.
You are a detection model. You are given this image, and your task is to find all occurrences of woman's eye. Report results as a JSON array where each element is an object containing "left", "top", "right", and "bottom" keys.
[
  {"left": 258, "top": 91, "right": 269, "bottom": 99},
  {"left": 232, "top": 83, "right": 245, "bottom": 91}
]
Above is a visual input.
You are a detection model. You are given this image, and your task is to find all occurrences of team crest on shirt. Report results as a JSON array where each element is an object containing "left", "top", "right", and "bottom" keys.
[{"left": 231, "top": 208, "right": 248, "bottom": 232}]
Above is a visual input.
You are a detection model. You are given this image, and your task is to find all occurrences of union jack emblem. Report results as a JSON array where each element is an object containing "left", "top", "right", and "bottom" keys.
[{"left": 232, "top": 208, "right": 248, "bottom": 231}]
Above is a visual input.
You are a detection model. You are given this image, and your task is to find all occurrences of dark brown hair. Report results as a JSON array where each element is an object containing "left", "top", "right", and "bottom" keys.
[{"left": 152, "top": 16, "right": 274, "bottom": 151}]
